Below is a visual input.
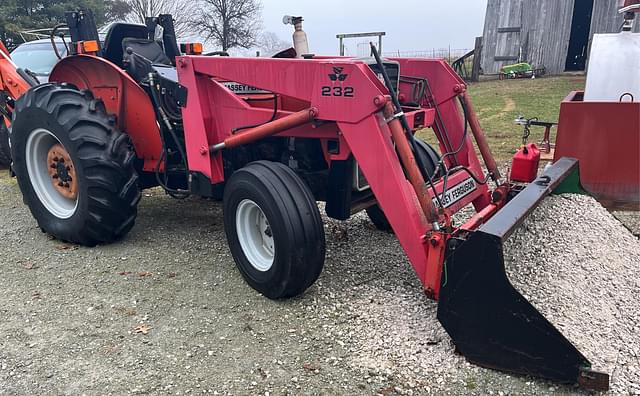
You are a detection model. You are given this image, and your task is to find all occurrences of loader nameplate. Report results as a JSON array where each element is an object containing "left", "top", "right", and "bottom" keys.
[
  {"left": 222, "top": 82, "right": 270, "bottom": 95},
  {"left": 433, "top": 178, "right": 477, "bottom": 208}
]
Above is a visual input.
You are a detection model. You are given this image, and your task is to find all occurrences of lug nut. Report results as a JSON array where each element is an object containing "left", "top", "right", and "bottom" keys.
[
  {"left": 53, "top": 157, "right": 59, "bottom": 162},
  {"left": 58, "top": 182, "right": 64, "bottom": 187},
  {"left": 52, "top": 174, "right": 59, "bottom": 179}
]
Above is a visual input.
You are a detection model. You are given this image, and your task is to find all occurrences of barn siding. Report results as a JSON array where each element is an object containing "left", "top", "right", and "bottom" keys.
[
  {"left": 590, "top": 0, "right": 640, "bottom": 34},
  {"left": 481, "top": 0, "right": 523, "bottom": 74},
  {"left": 481, "top": 0, "right": 638, "bottom": 76},
  {"left": 524, "top": 0, "right": 575, "bottom": 74}
]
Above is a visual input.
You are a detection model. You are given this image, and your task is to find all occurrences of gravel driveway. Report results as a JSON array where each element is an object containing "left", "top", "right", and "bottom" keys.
[{"left": 1, "top": 170, "right": 638, "bottom": 395}]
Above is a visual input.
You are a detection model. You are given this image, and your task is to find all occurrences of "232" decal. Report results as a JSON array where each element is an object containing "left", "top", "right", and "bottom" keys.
[{"left": 321, "top": 86, "right": 354, "bottom": 97}]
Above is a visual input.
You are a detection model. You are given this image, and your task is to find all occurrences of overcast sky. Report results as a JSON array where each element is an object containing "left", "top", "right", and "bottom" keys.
[{"left": 260, "top": 0, "right": 489, "bottom": 55}]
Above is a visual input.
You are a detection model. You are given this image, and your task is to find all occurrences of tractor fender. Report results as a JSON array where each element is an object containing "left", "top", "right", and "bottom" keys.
[{"left": 49, "top": 55, "right": 162, "bottom": 171}]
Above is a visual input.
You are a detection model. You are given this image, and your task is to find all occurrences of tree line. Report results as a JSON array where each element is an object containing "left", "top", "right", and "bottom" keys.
[{"left": 0, "top": 0, "right": 289, "bottom": 53}]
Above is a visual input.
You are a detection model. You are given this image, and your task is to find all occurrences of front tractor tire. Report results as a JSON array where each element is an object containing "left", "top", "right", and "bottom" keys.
[
  {"left": 223, "top": 161, "right": 326, "bottom": 299},
  {"left": 11, "top": 83, "right": 141, "bottom": 246},
  {"left": 367, "top": 138, "right": 442, "bottom": 232}
]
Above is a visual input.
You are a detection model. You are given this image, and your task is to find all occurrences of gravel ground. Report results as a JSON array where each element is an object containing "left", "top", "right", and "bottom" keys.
[{"left": 1, "top": 169, "right": 639, "bottom": 395}]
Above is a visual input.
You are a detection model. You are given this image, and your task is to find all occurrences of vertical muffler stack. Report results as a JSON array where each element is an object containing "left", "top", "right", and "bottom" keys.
[{"left": 437, "top": 158, "right": 610, "bottom": 391}]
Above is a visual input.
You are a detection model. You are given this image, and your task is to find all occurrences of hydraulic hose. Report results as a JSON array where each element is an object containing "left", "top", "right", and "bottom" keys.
[
  {"left": 369, "top": 43, "right": 434, "bottom": 187},
  {"left": 370, "top": 43, "right": 442, "bottom": 225},
  {"left": 50, "top": 24, "right": 69, "bottom": 59},
  {"left": 232, "top": 95, "right": 278, "bottom": 133},
  {"left": 148, "top": 72, "right": 190, "bottom": 198}
]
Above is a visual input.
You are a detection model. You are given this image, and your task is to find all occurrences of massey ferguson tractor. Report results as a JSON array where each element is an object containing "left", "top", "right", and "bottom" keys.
[{"left": 0, "top": 9, "right": 622, "bottom": 391}]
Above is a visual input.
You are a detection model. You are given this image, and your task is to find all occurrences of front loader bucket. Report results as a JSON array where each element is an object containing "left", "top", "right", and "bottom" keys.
[{"left": 437, "top": 158, "right": 609, "bottom": 391}]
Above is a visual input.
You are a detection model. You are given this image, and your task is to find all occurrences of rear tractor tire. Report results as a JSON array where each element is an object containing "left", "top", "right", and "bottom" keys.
[
  {"left": 0, "top": 123, "right": 11, "bottom": 167},
  {"left": 10, "top": 83, "right": 141, "bottom": 246},
  {"left": 223, "top": 161, "right": 326, "bottom": 299},
  {"left": 367, "top": 138, "right": 442, "bottom": 232}
]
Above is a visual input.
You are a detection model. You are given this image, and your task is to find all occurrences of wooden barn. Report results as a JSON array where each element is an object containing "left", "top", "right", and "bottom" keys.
[{"left": 481, "top": 0, "right": 640, "bottom": 75}]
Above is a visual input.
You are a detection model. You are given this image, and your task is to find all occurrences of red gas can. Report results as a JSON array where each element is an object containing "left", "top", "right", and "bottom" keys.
[{"left": 511, "top": 143, "right": 541, "bottom": 183}]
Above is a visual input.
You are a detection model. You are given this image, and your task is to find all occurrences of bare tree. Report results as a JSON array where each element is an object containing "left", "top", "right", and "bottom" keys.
[
  {"left": 123, "top": 0, "right": 191, "bottom": 37},
  {"left": 106, "top": 0, "right": 134, "bottom": 23},
  {"left": 257, "top": 31, "right": 290, "bottom": 55},
  {"left": 192, "top": 0, "right": 262, "bottom": 51}
]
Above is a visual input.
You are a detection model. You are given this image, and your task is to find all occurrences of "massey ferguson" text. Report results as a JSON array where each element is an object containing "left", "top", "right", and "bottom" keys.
[{"left": 432, "top": 178, "right": 477, "bottom": 208}]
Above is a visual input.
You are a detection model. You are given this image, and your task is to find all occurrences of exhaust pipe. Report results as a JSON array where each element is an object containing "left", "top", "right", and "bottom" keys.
[{"left": 283, "top": 15, "right": 309, "bottom": 57}]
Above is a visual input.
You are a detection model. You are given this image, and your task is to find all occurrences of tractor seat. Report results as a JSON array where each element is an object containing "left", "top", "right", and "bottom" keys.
[
  {"left": 102, "top": 23, "right": 148, "bottom": 67},
  {"left": 122, "top": 37, "right": 173, "bottom": 82}
]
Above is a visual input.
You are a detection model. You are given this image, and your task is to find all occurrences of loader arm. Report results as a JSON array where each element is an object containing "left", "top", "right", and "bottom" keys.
[{"left": 0, "top": 41, "right": 34, "bottom": 126}]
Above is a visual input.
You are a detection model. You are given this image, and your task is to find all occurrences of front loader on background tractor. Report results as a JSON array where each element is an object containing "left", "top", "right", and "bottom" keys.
[
  {"left": 0, "top": 9, "right": 611, "bottom": 391},
  {"left": 0, "top": 39, "right": 35, "bottom": 167}
]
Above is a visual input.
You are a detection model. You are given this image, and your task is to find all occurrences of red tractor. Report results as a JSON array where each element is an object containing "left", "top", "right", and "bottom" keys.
[{"left": 0, "top": 9, "right": 610, "bottom": 390}]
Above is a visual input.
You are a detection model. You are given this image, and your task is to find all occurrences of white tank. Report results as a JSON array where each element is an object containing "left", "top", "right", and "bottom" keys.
[{"left": 584, "top": 32, "right": 640, "bottom": 102}]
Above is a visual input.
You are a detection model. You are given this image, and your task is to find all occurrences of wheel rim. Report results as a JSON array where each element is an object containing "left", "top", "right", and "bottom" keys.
[
  {"left": 25, "top": 128, "right": 79, "bottom": 219},
  {"left": 235, "top": 199, "right": 275, "bottom": 272}
]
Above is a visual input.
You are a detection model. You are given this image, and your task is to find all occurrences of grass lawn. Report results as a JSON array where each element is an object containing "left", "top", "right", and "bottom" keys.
[{"left": 418, "top": 75, "right": 586, "bottom": 165}]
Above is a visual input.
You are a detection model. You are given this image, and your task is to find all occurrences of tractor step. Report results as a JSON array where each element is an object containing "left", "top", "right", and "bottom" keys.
[{"left": 437, "top": 158, "right": 609, "bottom": 391}]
